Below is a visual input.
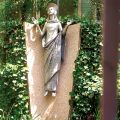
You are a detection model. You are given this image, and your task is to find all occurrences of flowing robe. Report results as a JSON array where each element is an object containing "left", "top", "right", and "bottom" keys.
[
  {"left": 42, "top": 21, "right": 62, "bottom": 92},
  {"left": 43, "top": 33, "right": 61, "bottom": 92}
]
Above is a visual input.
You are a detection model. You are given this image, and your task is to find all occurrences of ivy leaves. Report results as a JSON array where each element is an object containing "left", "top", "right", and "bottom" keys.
[
  {"left": 69, "top": 20, "right": 102, "bottom": 120},
  {"left": 0, "top": 20, "right": 29, "bottom": 119}
]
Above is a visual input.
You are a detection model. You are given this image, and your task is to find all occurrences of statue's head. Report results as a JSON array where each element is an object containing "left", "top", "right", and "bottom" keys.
[{"left": 47, "top": 3, "right": 58, "bottom": 15}]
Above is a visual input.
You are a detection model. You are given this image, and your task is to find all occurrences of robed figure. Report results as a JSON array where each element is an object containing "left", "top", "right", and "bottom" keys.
[{"left": 33, "top": 3, "right": 71, "bottom": 97}]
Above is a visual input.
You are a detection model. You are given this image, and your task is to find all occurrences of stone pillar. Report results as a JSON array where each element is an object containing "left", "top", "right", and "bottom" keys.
[{"left": 24, "top": 23, "right": 80, "bottom": 120}]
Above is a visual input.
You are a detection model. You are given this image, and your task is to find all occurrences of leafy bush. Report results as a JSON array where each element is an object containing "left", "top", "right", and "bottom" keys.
[
  {"left": 117, "top": 60, "right": 120, "bottom": 120},
  {"left": 0, "top": 1, "right": 32, "bottom": 119},
  {"left": 69, "top": 19, "right": 102, "bottom": 120},
  {"left": 0, "top": 20, "right": 29, "bottom": 119}
]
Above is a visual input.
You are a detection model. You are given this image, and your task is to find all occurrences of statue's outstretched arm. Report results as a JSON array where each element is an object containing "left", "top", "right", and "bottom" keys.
[
  {"left": 58, "top": 22, "right": 62, "bottom": 32},
  {"left": 32, "top": 17, "right": 46, "bottom": 36},
  {"left": 41, "top": 22, "right": 47, "bottom": 36}
]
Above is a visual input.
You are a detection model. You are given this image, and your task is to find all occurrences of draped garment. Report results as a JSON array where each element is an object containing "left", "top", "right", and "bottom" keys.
[{"left": 43, "top": 33, "right": 62, "bottom": 92}]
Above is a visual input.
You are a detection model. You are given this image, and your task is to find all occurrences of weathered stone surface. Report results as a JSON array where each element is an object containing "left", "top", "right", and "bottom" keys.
[{"left": 24, "top": 23, "right": 80, "bottom": 120}]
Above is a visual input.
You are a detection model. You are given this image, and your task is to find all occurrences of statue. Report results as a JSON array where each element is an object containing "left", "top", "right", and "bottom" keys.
[{"left": 32, "top": 3, "right": 72, "bottom": 97}]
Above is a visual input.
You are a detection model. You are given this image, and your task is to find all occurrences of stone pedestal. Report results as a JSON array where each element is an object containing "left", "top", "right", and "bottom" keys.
[{"left": 24, "top": 23, "right": 80, "bottom": 120}]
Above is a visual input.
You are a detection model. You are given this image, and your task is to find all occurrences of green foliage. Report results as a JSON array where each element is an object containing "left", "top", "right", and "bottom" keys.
[
  {"left": 38, "top": 17, "right": 46, "bottom": 25},
  {"left": 73, "top": 0, "right": 78, "bottom": 8},
  {"left": 36, "top": 0, "right": 56, "bottom": 11},
  {"left": 0, "top": 20, "right": 29, "bottom": 119},
  {"left": 90, "top": 0, "right": 103, "bottom": 20},
  {"left": 69, "top": 19, "right": 102, "bottom": 120},
  {"left": 0, "top": 111, "right": 32, "bottom": 120},
  {"left": 0, "top": 1, "right": 31, "bottom": 119},
  {"left": 0, "top": 2, "right": 29, "bottom": 118},
  {"left": 59, "top": 15, "right": 81, "bottom": 24},
  {"left": 117, "top": 61, "right": 120, "bottom": 120}
]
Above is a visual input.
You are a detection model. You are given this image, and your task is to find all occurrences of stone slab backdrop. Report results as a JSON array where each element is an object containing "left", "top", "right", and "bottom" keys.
[{"left": 24, "top": 23, "right": 80, "bottom": 120}]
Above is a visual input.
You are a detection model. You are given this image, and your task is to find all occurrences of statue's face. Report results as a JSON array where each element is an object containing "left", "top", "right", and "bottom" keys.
[{"left": 48, "top": 7, "right": 56, "bottom": 15}]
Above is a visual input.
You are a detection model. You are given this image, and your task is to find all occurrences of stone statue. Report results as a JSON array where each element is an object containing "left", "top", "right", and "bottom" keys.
[{"left": 32, "top": 3, "right": 72, "bottom": 97}]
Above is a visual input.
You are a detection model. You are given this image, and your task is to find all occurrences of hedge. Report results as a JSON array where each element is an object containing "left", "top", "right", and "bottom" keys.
[{"left": 69, "top": 19, "right": 102, "bottom": 120}]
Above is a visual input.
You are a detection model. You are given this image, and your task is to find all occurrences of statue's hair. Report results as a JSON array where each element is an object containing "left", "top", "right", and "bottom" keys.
[{"left": 47, "top": 3, "right": 58, "bottom": 11}]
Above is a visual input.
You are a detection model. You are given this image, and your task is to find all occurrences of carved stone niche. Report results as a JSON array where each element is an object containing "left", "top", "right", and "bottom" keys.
[{"left": 24, "top": 22, "right": 80, "bottom": 120}]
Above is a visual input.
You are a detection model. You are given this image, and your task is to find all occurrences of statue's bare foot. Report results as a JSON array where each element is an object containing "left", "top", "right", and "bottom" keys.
[
  {"left": 44, "top": 91, "right": 48, "bottom": 96},
  {"left": 52, "top": 92, "right": 56, "bottom": 97}
]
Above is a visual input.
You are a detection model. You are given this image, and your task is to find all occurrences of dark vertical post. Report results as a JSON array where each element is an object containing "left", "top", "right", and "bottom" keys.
[{"left": 103, "top": 0, "right": 119, "bottom": 120}]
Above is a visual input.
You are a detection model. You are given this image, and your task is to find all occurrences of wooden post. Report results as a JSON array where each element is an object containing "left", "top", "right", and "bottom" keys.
[{"left": 103, "top": 0, "right": 119, "bottom": 120}]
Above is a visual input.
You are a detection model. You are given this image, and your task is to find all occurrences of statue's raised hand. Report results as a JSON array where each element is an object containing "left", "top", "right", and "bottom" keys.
[
  {"left": 32, "top": 17, "right": 39, "bottom": 25},
  {"left": 32, "top": 17, "right": 43, "bottom": 35},
  {"left": 67, "top": 20, "right": 73, "bottom": 25}
]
